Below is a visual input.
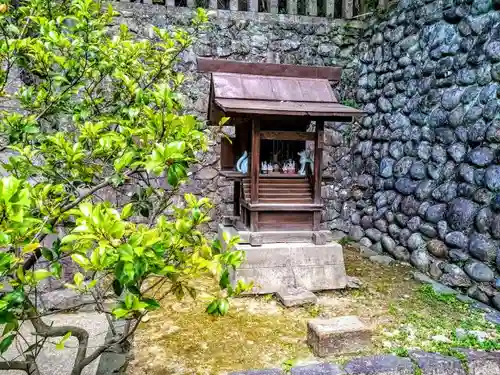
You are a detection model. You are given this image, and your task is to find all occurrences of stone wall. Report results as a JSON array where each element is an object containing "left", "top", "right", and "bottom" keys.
[
  {"left": 109, "top": 2, "right": 500, "bottom": 308},
  {"left": 114, "top": 3, "right": 364, "bottom": 232},
  {"left": 348, "top": 0, "right": 500, "bottom": 308}
]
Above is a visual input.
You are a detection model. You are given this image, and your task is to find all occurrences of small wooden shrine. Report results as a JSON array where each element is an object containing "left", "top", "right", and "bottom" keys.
[{"left": 199, "top": 58, "right": 363, "bottom": 238}]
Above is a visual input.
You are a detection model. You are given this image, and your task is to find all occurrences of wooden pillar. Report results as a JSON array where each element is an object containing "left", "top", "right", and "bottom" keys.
[
  {"left": 377, "top": 0, "right": 388, "bottom": 10},
  {"left": 342, "top": 0, "right": 354, "bottom": 18},
  {"left": 166, "top": 0, "right": 175, "bottom": 7},
  {"left": 270, "top": 0, "right": 278, "bottom": 13},
  {"left": 230, "top": 0, "right": 239, "bottom": 10},
  {"left": 250, "top": 211, "right": 259, "bottom": 232},
  {"left": 209, "top": 0, "right": 217, "bottom": 8},
  {"left": 250, "top": 119, "right": 260, "bottom": 232},
  {"left": 308, "top": 0, "right": 318, "bottom": 16},
  {"left": 249, "top": 0, "right": 259, "bottom": 11},
  {"left": 233, "top": 180, "right": 241, "bottom": 217},
  {"left": 187, "top": 0, "right": 195, "bottom": 7},
  {"left": 251, "top": 119, "right": 260, "bottom": 204},
  {"left": 313, "top": 120, "right": 324, "bottom": 205},
  {"left": 313, "top": 211, "right": 321, "bottom": 231},
  {"left": 326, "top": 0, "right": 335, "bottom": 17},
  {"left": 287, "top": 0, "right": 297, "bottom": 14}
]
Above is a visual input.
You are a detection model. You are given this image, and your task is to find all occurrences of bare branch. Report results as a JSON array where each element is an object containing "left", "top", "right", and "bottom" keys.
[
  {"left": 75, "top": 316, "right": 142, "bottom": 372},
  {"left": 0, "top": 355, "right": 40, "bottom": 375},
  {"left": 27, "top": 301, "right": 89, "bottom": 375}
]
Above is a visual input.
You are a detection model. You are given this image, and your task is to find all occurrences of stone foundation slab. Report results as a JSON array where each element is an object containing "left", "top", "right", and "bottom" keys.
[{"left": 228, "top": 241, "right": 347, "bottom": 294}]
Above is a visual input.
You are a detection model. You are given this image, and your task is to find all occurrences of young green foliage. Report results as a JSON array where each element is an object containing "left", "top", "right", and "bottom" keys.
[{"left": 0, "top": 0, "right": 248, "bottom": 373}]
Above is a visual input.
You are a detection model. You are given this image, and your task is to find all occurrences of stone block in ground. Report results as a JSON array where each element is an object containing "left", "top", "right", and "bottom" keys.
[
  {"left": 291, "top": 362, "right": 344, "bottom": 374},
  {"left": 343, "top": 355, "right": 414, "bottom": 375},
  {"left": 457, "top": 350, "right": 500, "bottom": 375},
  {"left": 231, "top": 242, "right": 347, "bottom": 294},
  {"left": 277, "top": 287, "right": 317, "bottom": 307},
  {"left": 409, "top": 350, "right": 466, "bottom": 375},
  {"left": 307, "top": 316, "right": 372, "bottom": 357}
]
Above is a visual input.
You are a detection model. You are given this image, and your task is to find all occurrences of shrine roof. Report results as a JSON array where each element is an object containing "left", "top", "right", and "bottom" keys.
[{"left": 207, "top": 69, "right": 363, "bottom": 118}]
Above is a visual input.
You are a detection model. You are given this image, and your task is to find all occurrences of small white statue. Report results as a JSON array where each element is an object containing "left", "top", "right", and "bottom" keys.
[
  {"left": 236, "top": 151, "right": 248, "bottom": 174},
  {"left": 298, "top": 150, "right": 313, "bottom": 176},
  {"left": 283, "top": 159, "right": 296, "bottom": 174},
  {"left": 261, "top": 161, "right": 269, "bottom": 174}
]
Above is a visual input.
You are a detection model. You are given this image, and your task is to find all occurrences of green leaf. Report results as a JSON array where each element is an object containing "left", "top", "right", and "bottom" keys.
[
  {"left": 2, "top": 321, "right": 18, "bottom": 336},
  {"left": 71, "top": 254, "right": 90, "bottom": 268},
  {"left": 124, "top": 293, "right": 135, "bottom": 309},
  {"left": 118, "top": 244, "right": 134, "bottom": 262},
  {"left": 0, "top": 311, "right": 15, "bottom": 324},
  {"left": 143, "top": 298, "right": 160, "bottom": 310},
  {"left": 218, "top": 298, "right": 229, "bottom": 316},
  {"left": 4, "top": 290, "right": 24, "bottom": 305},
  {"left": 79, "top": 203, "right": 93, "bottom": 217},
  {"left": 55, "top": 331, "right": 72, "bottom": 350},
  {"left": 0, "top": 232, "right": 10, "bottom": 245},
  {"left": 50, "top": 263, "right": 62, "bottom": 279},
  {"left": 0, "top": 334, "right": 14, "bottom": 354},
  {"left": 22, "top": 242, "right": 40, "bottom": 254},
  {"left": 73, "top": 272, "right": 84, "bottom": 287},
  {"left": 41, "top": 247, "right": 54, "bottom": 262},
  {"left": 121, "top": 203, "right": 134, "bottom": 219},
  {"left": 112, "top": 308, "right": 130, "bottom": 319},
  {"left": 112, "top": 279, "right": 123, "bottom": 296},
  {"left": 61, "top": 234, "right": 79, "bottom": 244},
  {"left": 33, "top": 269, "right": 52, "bottom": 282},
  {"left": 167, "top": 165, "right": 179, "bottom": 187},
  {"left": 206, "top": 300, "right": 218, "bottom": 315},
  {"left": 219, "top": 269, "right": 230, "bottom": 289},
  {"left": 116, "top": 262, "right": 135, "bottom": 285}
]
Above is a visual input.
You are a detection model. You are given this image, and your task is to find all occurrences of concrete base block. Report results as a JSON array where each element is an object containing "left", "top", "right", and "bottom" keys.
[
  {"left": 307, "top": 316, "right": 372, "bottom": 357},
  {"left": 230, "top": 242, "right": 347, "bottom": 294},
  {"left": 218, "top": 223, "right": 334, "bottom": 245},
  {"left": 277, "top": 287, "right": 318, "bottom": 307}
]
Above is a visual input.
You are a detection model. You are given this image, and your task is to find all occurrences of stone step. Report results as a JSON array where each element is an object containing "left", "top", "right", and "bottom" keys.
[
  {"left": 276, "top": 287, "right": 318, "bottom": 307},
  {"left": 307, "top": 316, "right": 372, "bottom": 357}
]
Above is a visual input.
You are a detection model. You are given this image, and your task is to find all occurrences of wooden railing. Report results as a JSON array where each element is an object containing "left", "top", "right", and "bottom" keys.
[{"left": 129, "top": 0, "right": 366, "bottom": 18}]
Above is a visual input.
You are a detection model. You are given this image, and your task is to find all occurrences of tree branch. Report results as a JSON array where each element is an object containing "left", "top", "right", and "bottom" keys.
[
  {"left": 0, "top": 355, "right": 41, "bottom": 375},
  {"left": 75, "top": 316, "right": 142, "bottom": 372}
]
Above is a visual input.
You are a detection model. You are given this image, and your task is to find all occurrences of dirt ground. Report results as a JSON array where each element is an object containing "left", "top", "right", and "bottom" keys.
[{"left": 127, "top": 247, "right": 499, "bottom": 375}]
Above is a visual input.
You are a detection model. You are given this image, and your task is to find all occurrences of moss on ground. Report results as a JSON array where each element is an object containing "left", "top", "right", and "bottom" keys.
[{"left": 128, "top": 248, "right": 499, "bottom": 375}]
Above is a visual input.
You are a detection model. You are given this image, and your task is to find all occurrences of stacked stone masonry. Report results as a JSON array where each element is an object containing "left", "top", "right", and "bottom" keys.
[
  {"left": 114, "top": 1, "right": 500, "bottom": 309},
  {"left": 228, "top": 350, "right": 500, "bottom": 375},
  {"left": 347, "top": 0, "right": 500, "bottom": 310}
]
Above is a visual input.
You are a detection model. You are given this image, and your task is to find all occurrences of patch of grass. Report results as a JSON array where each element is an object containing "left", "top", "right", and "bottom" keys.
[
  {"left": 381, "top": 284, "right": 499, "bottom": 357},
  {"left": 262, "top": 293, "right": 274, "bottom": 302},
  {"left": 306, "top": 304, "right": 323, "bottom": 318},
  {"left": 281, "top": 358, "right": 296, "bottom": 373},
  {"left": 338, "top": 236, "right": 356, "bottom": 246},
  {"left": 393, "top": 347, "right": 409, "bottom": 357}
]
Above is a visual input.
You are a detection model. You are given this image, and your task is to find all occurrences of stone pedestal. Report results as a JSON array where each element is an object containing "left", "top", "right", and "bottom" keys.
[
  {"left": 219, "top": 224, "right": 347, "bottom": 294},
  {"left": 277, "top": 287, "right": 318, "bottom": 307},
  {"left": 307, "top": 316, "right": 372, "bottom": 357}
]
